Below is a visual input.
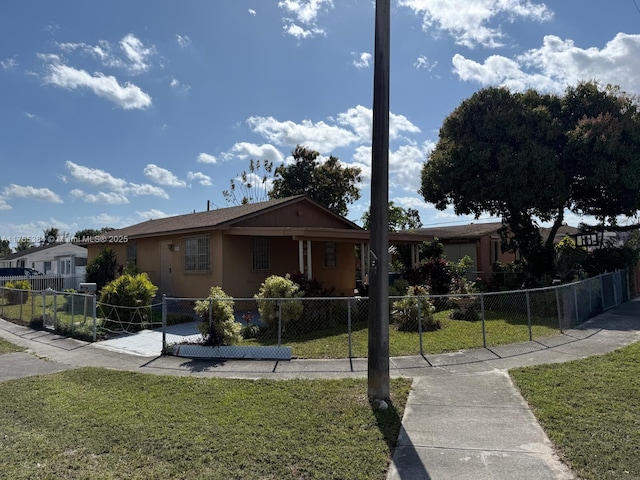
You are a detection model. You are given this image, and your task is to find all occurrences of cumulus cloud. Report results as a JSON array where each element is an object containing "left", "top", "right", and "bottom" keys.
[
  {"left": 65, "top": 161, "right": 128, "bottom": 190},
  {"left": 40, "top": 56, "right": 152, "bottom": 109},
  {"left": 0, "top": 197, "right": 12, "bottom": 210},
  {"left": 453, "top": 33, "right": 640, "bottom": 94},
  {"left": 144, "top": 164, "right": 187, "bottom": 187},
  {"left": 136, "top": 209, "right": 169, "bottom": 221},
  {"left": 125, "top": 183, "right": 169, "bottom": 199},
  {"left": 279, "top": 0, "right": 333, "bottom": 39},
  {"left": 225, "top": 142, "right": 285, "bottom": 163},
  {"left": 119, "top": 33, "right": 154, "bottom": 74},
  {"left": 352, "top": 52, "right": 372, "bottom": 68},
  {"left": 398, "top": 0, "right": 553, "bottom": 48},
  {"left": 3, "top": 184, "right": 63, "bottom": 203},
  {"left": 197, "top": 153, "right": 217, "bottom": 164},
  {"left": 187, "top": 171, "right": 213, "bottom": 186},
  {"left": 70, "top": 189, "right": 130, "bottom": 205}
]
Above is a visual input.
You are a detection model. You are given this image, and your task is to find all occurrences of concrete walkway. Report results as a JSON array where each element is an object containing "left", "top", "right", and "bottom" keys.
[{"left": 1, "top": 300, "right": 640, "bottom": 480}]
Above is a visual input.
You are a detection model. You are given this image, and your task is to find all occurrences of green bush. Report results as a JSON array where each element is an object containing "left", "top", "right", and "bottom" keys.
[
  {"left": 193, "top": 287, "right": 242, "bottom": 346},
  {"left": 391, "top": 286, "right": 440, "bottom": 332},
  {"left": 4, "top": 280, "right": 31, "bottom": 305},
  {"left": 99, "top": 273, "right": 158, "bottom": 332},
  {"left": 255, "top": 274, "right": 303, "bottom": 331},
  {"left": 86, "top": 247, "right": 118, "bottom": 292}
]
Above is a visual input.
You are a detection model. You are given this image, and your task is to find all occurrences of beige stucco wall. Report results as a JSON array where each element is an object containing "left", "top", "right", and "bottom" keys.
[{"left": 88, "top": 232, "right": 358, "bottom": 299}]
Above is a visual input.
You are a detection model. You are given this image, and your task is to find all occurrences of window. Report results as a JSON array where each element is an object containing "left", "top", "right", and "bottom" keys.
[
  {"left": 127, "top": 242, "right": 137, "bottom": 266},
  {"left": 44, "top": 261, "right": 52, "bottom": 273},
  {"left": 324, "top": 241, "right": 337, "bottom": 267},
  {"left": 183, "top": 236, "right": 210, "bottom": 272},
  {"left": 490, "top": 238, "right": 500, "bottom": 265},
  {"left": 252, "top": 237, "right": 270, "bottom": 272}
]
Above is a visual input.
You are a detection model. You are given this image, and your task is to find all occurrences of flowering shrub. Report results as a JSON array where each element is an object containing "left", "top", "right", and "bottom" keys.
[{"left": 193, "top": 286, "right": 242, "bottom": 346}]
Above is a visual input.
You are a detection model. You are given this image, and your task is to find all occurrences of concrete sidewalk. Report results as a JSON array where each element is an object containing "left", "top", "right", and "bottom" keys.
[{"left": 1, "top": 300, "right": 639, "bottom": 479}]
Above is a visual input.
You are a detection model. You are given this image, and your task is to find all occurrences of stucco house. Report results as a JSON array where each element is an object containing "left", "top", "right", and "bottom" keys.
[
  {"left": 407, "top": 222, "right": 580, "bottom": 280},
  {"left": 0, "top": 243, "right": 87, "bottom": 276},
  {"left": 85, "top": 195, "right": 424, "bottom": 298}
]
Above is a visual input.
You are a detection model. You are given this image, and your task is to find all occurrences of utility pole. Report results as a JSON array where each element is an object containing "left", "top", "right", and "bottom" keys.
[{"left": 368, "top": 0, "right": 390, "bottom": 402}]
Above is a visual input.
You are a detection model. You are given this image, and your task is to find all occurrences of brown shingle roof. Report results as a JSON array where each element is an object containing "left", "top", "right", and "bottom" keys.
[
  {"left": 94, "top": 195, "right": 362, "bottom": 239},
  {"left": 407, "top": 222, "right": 504, "bottom": 240}
]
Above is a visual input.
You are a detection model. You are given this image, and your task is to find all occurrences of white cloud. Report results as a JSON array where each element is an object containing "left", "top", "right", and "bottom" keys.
[
  {"left": 414, "top": 55, "right": 437, "bottom": 71},
  {"left": 197, "top": 152, "right": 217, "bottom": 164},
  {"left": 248, "top": 9, "right": 257, "bottom": 16},
  {"left": 89, "top": 213, "right": 121, "bottom": 226},
  {"left": 3, "top": 184, "right": 63, "bottom": 203},
  {"left": 225, "top": 142, "right": 285, "bottom": 163},
  {"left": 187, "top": 171, "right": 213, "bottom": 186},
  {"left": 176, "top": 34, "right": 192, "bottom": 48},
  {"left": 41, "top": 57, "right": 152, "bottom": 110},
  {"left": 144, "top": 164, "right": 187, "bottom": 187},
  {"left": 136, "top": 209, "right": 169, "bottom": 221},
  {"left": 0, "top": 197, "right": 11, "bottom": 210},
  {"left": 248, "top": 115, "right": 357, "bottom": 152},
  {"left": 352, "top": 52, "right": 372, "bottom": 69},
  {"left": 399, "top": 0, "right": 553, "bottom": 48},
  {"left": 1, "top": 57, "right": 17, "bottom": 70},
  {"left": 170, "top": 77, "right": 191, "bottom": 93},
  {"left": 279, "top": 0, "right": 333, "bottom": 39},
  {"left": 119, "top": 33, "right": 154, "bottom": 74},
  {"left": 389, "top": 141, "right": 434, "bottom": 192},
  {"left": 336, "top": 105, "right": 421, "bottom": 143},
  {"left": 72, "top": 190, "right": 130, "bottom": 205},
  {"left": 453, "top": 33, "right": 640, "bottom": 94},
  {"left": 65, "top": 161, "right": 128, "bottom": 190},
  {"left": 125, "top": 183, "right": 169, "bottom": 198}
]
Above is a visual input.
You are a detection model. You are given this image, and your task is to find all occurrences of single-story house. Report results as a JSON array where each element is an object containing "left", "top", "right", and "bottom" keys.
[
  {"left": 0, "top": 243, "right": 88, "bottom": 276},
  {"left": 85, "top": 195, "right": 425, "bottom": 298},
  {"left": 406, "top": 222, "right": 580, "bottom": 280}
]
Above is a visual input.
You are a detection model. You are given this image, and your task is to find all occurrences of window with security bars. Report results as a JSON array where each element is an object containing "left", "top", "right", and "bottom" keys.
[
  {"left": 252, "top": 237, "right": 270, "bottom": 272},
  {"left": 184, "top": 236, "right": 210, "bottom": 272},
  {"left": 324, "top": 241, "right": 337, "bottom": 267}
]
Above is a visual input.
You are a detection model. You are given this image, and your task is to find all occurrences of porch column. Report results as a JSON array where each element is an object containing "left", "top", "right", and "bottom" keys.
[
  {"left": 306, "top": 240, "right": 312, "bottom": 279},
  {"left": 298, "top": 240, "right": 304, "bottom": 274},
  {"left": 360, "top": 243, "right": 367, "bottom": 283}
]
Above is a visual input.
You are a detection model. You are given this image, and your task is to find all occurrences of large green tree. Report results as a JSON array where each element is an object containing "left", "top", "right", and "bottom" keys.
[
  {"left": 0, "top": 240, "right": 11, "bottom": 257},
  {"left": 361, "top": 201, "right": 422, "bottom": 231},
  {"left": 270, "top": 145, "right": 362, "bottom": 217},
  {"left": 420, "top": 82, "right": 640, "bottom": 278}
]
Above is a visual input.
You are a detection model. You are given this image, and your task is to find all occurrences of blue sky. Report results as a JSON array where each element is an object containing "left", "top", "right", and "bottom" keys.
[{"left": 1, "top": 1, "right": 640, "bottom": 245}]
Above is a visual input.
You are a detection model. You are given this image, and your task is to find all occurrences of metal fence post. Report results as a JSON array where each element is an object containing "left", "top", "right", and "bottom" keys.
[
  {"left": 526, "top": 290, "right": 532, "bottom": 341},
  {"left": 42, "top": 291, "right": 46, "bottom": 326},
  {"left": 278, "top": 300, "right": 282, "bottom": 347},
  {"left": 162, "top": 294, "right": 167, "bottom": 352},
  {"left": 556, "top": 287, "right": 563, "bottom": 333},
  {"left": 53, "top": 291, "right": 57, "bottom": 330},
  {"left": 480, "top": 293, "right": 487, "bottom": 348},
  {"left": 208, "top": 297, "right": 213, "bottom": 335},
  {"left": 599, "top": 273, "right": 605, "bottom": 311},
  {"left": 92, "top": 294, "right": 97, "bottom": 342},
  {"left": 417, "top": 295, "right": 424, "bottom": 356},
  {"left": 347, "top": 299, "right": 353, "bottom": 359},
  {"left": 613, "top": 271, "right": 619, "bottom": 306},
  {"left": 573, "top": 284, "right": 579, "bottom": 326}
]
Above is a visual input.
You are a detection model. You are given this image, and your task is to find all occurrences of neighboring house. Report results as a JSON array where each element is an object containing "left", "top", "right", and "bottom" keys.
[
  {"left": 407, "top": 222, "right": 580, "bottom": 281},
  {"left": 0, "top": 243, "right": 88, "bottom": 276},
  {"left": 85, "top": 195, "right": 424, "bottom": 298}
]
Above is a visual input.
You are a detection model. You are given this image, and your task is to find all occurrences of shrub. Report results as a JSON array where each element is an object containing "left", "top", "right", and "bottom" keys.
[
  {"left": 193, "top": 287, "right": 242, "bottom": 346},
  {"left": 404, "top": 257, "right": 452, "bottom": 295},
  {"left": 391, "top": 286, "right": 440, "bottom": 332},
  {"left": 289, "top": 271, "right": 335, "bottom": 297},
  {"left": 86, "top": 247, "right": 118, "bottom": 292},
  {"left": 255, "top": 274, "right": 304, "bottom": 331},
  {"left": 4, "top": 280, "right": 30, "bottom": 305},
  {"left": 99, "top": 273, "right": 158, "bottom": 332}
]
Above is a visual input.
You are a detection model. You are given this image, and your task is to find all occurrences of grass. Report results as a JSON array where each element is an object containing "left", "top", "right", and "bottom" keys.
[
  {"left": 245, "top": 309, "right": 560, "bottom": 358},
  {"left": 0, "top": 368, "right": 411, "bottom": 480},
  {"left": 0, "top": 338, "right": 24, "bottom": 354},
  {"left": 510, "top": 341, "right": 640, "bottom": 479}
]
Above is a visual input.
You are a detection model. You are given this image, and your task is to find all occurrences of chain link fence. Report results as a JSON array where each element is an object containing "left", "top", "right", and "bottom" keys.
[{"left": 0, "top": 270, "right": 631, "bottom": 358}]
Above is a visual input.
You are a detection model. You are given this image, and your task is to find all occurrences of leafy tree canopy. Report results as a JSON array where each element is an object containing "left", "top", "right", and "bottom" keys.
[
  {"left": 0, "top": 239, "right": 11, "bottom": 257},
  {"left": 74, "top": 227, "right": 115, "bottom": 239},
  {"left": 361, "top": 201, "right": 422, "bottom": 231},
  {"left": 420, "top": 81, "right": 640, "bottom": 278},
  {"left": 270, "top": 145, "right": 362, "bottom": 217},
  {"left": 15, "top": 238, "right": 33, "bottom": 252}
]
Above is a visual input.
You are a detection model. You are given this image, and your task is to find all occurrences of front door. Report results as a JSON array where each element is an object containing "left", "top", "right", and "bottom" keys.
[{"left": 160, "top": 242, "right": 174, "bottom": 296}]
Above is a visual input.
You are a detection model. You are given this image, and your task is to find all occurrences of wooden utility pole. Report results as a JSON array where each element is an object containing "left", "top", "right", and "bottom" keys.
[{"left": 368, "top": 0, "right": 390, "bottom": 401}]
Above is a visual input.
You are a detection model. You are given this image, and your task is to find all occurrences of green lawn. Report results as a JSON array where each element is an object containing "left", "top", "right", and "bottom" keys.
[
  {"left": 246, "top": 309, "right": 560, "bottom": 358},
  {"left": 510, "top": 341, "right": 640, "bottom": 479},
  {"left": 0, "top": 368, "right": 411, "bottom": 480},
  {"left": 0, "top": 338, "right": 24, "bottom": 354}
]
